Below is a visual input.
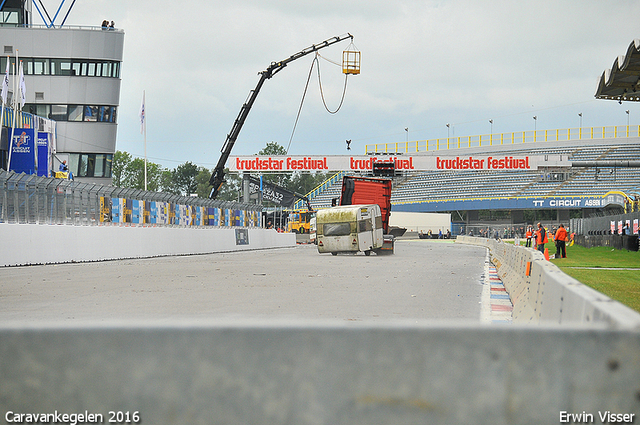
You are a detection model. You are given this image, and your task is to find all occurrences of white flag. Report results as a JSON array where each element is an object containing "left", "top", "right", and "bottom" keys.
[
  {"left": 139, "top": 91, "right": 145, "bottom": 134},
  {"left": 1, "top": 57, "right": 9, "bottom": 105},
  {"left": 18, "top": 60, "right": 26, "bottom": 108}
]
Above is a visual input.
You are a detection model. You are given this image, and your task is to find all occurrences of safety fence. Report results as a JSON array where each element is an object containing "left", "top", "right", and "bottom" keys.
[
  {"left": 0, "top": 170, "right": 262, "bottom": 227},
  {"left": 365, "top": 125, "right": 640, "bottom": 154},
  {"left": 571, "top": 211, "right": 640, "bottom": 236}
]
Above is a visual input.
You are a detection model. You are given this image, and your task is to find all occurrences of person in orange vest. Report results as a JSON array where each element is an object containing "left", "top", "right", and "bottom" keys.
[
  {"left": 536, "top": 222, "right": 547, "bottom": 253},
  {"left": 525, "top": 226, "right": 533, "bottom": 247},
  {"left": 555, "top": 224, "right": 568, "bottom": 258}
]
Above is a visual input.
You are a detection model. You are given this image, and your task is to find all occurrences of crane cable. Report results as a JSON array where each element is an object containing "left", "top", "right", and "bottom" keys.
[
  {"left": 286, "top": 53, "right": 349, "bottom": 153},
  {"left": 316, "top": 54, "right": 349, "bottom": 114},
  {"left": 286, "top": 54, "right": 316, "bottom": 154}
]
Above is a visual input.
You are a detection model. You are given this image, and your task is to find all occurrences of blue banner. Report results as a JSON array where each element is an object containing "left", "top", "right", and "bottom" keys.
[
  {"left": 393, "top": 192, "right": 628, "bottom": 213},
  {"left": 9, "top": 128, "right": 36, "bottom": 174},
  {"left": 131, "top": 200, "right": 142, "bottom": 224},
  {"left": 37, "top": 132, "right": 49, "bottom": 177},
  {"left": 111, "top": 198, "right": 122, "bottom": 223},
  {"left": 148, "top": 202, "right": 157, "bottom": 224}
]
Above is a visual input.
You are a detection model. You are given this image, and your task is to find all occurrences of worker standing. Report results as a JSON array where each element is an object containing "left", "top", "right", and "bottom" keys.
[
  {"left": 536, "top": 222, "right": 547, "bottom": 254},
  {"left": 555, "top": 224, "right": 568, "bottom": 258},
  {"left": 525, "top": 226, "right": 533, "bottom": 247}
]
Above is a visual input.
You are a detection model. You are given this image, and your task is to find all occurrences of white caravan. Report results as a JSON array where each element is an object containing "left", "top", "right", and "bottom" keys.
[{"left": 316, "top": 204, "right": 384, "bottom": 255}]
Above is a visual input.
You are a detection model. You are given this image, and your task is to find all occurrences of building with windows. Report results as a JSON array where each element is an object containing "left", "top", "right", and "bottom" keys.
[{"left": 0, "top": 0, "right": 124, "bottom": 184}]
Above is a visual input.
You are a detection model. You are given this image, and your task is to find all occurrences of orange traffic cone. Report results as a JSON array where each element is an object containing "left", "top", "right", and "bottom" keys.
[{"left": 544, "top": 247, "right": 549, "bottom": 261}]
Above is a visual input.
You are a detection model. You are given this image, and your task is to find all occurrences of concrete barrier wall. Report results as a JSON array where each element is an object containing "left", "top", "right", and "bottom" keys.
[
  {"left": 1, "top": 323, "right": 639, "bottom": 425},
  {"left": 0, "top": 223, "right": 296, "bottom": 266},
  {"left": 457, "top": 236, "right": 640, "bottom": 329}
]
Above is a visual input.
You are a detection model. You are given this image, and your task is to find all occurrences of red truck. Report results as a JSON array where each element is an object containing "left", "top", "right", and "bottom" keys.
[{"left": 338, "top": 175, "right": 402, "bottom": 254}]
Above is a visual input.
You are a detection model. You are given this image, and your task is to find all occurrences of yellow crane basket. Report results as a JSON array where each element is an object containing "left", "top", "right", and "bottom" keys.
[{"left": 342, "top": 43, "right": 360, "bottom": 75}]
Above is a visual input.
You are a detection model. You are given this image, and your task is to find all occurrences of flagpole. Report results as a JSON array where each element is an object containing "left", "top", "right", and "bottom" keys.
[
  {"left": 143, "top": 90, "right": 147, "bottom": 191},
  {"left": 0, "top": 56, "right": 8, "bottom": 165},
  {"left": 7, "top": 52, "right": 17, "bottom": 172},
  {"left": 19, "top": 60, "right": 35, "bottom": 174}
]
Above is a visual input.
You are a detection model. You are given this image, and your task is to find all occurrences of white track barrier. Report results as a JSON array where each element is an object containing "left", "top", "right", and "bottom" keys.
[
  {"left": 1, "top": 322, "right": 639, "bottom": 425},
  {"left": 457, "top": 236, "right": 640, "bottom": 329},
  {"left": 0, "top": 223, "right": 295, "bottom": 266}
]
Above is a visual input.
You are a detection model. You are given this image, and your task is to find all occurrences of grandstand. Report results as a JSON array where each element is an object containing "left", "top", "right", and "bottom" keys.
[{"left": 304, "top": 135, "right": 640, "bottom": 227}]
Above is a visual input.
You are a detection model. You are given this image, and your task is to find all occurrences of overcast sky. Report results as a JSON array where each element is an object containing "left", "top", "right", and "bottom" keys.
[{"left": 56, "top": 0, "right": 640, "bottom": 169}]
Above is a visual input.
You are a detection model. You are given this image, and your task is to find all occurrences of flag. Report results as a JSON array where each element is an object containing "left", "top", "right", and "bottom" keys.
[
  {"left": 18, "top": 60, "right": 26, "bottom": 108},
  {"left": 1, "top": 57, "right": 9, "bottom": 105},
  {"left": 139, "top": 91, "right": 145, "bottom": 134}
]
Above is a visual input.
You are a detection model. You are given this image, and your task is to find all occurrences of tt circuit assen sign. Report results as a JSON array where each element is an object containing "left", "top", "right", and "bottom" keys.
[{"left": 228, "top": 155, "right": 567, "bottom": 172}]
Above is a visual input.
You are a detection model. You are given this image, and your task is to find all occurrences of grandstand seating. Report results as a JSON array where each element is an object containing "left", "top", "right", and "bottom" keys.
[{"left": 307, "top": 139, "right": 640, "bottom": 210}]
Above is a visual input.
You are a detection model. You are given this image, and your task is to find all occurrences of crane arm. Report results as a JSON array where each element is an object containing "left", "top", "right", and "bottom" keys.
[{"left": 209, "top": 33, "right": 354, "bottom": 199}]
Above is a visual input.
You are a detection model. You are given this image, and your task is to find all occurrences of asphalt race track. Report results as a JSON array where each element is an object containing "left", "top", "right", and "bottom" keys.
[{"left": 0, "top": 240, "right": 487, "bottom": 324}]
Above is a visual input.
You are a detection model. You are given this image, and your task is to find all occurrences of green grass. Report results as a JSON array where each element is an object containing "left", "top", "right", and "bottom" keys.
[{"left": 550, "top": 244, "right": 640, "bottom": 312}]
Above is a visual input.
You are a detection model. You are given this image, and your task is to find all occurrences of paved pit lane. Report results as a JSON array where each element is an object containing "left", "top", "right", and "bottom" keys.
[{"left": 0, "top": 240, "right": 487, "bottom": 324}]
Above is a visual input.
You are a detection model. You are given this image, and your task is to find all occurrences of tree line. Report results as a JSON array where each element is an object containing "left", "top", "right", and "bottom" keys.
[{"left": 112, "top": 142, "right": 332, "bottom": 203}]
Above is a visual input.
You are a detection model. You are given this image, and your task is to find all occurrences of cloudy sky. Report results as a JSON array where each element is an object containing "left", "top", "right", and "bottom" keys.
[{"left": 56, "top": 0, "right": 640, "bottom": 169}]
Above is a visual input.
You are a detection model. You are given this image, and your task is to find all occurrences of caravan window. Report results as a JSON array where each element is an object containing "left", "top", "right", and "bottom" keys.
[
  {"left": 322, "top": 222, "right": 352, "bottom": 236},
  {"left": 358, "top": 219, "right": 372, "bottom": 232}
]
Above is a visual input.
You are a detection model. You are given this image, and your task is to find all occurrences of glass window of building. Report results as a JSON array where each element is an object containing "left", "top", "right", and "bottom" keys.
[
  {"left": 24, "top": 58, "right": 33, "bottom": 75},
  {"left": 68, "top": 105, "right": 83, "bottom": 122},
  {"left": 33, "top": 58, "right": 49, "bottom": 75},
  {"left": 78, "top": 154, "right": 88, "bottom": 177},
  {"left": 50, "top": 105, "right": 68, "bottom": 121},
  {"left": 24, "top": 104, "right": 50, "bottom": 118},
  {"left": 68, "top": 154, "right": 79, "bottom": 176},
  {"left": 3, "top": 58, "right": 121, "bottom": 78},
  {"left": 84, "top": 106, "right": 98, "bottom": 122},
  {"left": 98, "top": 106, "right": 110, "bottom": 122},
  {"left": 50, "top": 59, "right": 72, "bottom": 76},
  {"left": 86, "top": 155, "right": 96, "bottom": 177},
  {"left": 94, "top": 154, "right": 105, "bottom": 177},
  {"left": 68, "top": 153, "right": 113, "bottom": 178},
  {"left": 36, "top": 104, "right": 49, "bottom": 118},
  {"left": 0, "top": 9, "right": 20, "bottom": 24},
  {"left": 104, "top": 154, "right": 113, "bottom": 177}
]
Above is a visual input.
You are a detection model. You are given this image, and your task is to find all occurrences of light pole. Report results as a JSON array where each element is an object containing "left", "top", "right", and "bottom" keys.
[
  {"left": 578, "top": 112, "right": 582, "bottom": 128},
  {"left": 626, "top": 110, "right": 630, "bottom": 126},
  {"left": 446, "top": 123, "right": 450, "bottom": 138},
  {"left": 489, "top": 119, "right": 493, "bottom": 143},
  {"left": 404, "top": 127, "right": 408, "bottom": 142},
  {"left": 533, "top": 116, "right": 537, "bottom": 131}
]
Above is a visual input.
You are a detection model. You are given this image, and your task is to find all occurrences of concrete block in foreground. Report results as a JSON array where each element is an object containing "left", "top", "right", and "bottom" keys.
[{"left": 1, "top": 322, "right": 639, "bottom": 425}]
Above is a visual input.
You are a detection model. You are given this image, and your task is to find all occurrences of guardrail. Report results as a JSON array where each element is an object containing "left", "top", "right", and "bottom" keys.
[
  {"left": 457, "top": 235, "right": 640, "bottom": 328},
  {"left": 365, "top": 125, "right": 640, "bottom": 154}
]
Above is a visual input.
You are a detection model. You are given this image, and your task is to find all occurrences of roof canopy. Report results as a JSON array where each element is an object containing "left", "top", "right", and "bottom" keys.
[{"left": 595, "top": 39, "right": 640, "bottom": 102}]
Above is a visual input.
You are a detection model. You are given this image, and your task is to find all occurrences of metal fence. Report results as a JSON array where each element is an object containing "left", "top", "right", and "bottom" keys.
[
  {"left": 365, "top": 125, "right": 640, "bottom": 154},
  {"left": 0, "top": 170, "right": 262, "bottom": 227},
  {"left": 571, "top": 211, "right": 640, "bottom": 236}
]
